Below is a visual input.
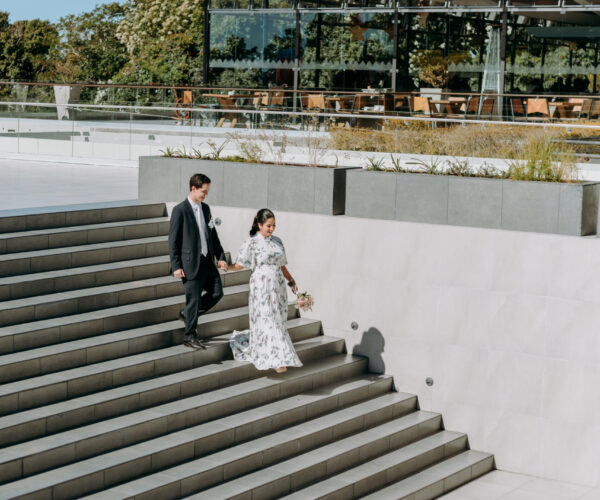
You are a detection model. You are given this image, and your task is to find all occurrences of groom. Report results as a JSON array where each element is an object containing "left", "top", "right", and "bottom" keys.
[{"left": 168, "top": 173, "right": 228, "bottom": 348}]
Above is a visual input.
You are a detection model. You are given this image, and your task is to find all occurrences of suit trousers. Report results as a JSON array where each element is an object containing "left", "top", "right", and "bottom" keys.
[{"left": 182, "top": 256, "right": 224, "bottom": 340}]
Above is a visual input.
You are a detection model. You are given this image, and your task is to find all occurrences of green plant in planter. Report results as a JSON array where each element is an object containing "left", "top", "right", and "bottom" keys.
[
  {"left": 407, "top": 156, "right": 444, "bottom": 175},
  {"left": 507, "top": 137, "right": 578, "bottom": 182},
  {"left": 365, "top": 156, "right": 386, "bottom": 171}
]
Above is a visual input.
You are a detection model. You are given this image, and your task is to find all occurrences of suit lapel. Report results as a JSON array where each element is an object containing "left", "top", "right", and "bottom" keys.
[{"left": 201, "top": 203, "right": 214, "bottom": 249}]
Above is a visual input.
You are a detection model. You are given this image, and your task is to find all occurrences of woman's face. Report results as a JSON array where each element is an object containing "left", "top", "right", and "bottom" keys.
[{"left": 258, "top": 217, "right": 276, "bottom": 237}]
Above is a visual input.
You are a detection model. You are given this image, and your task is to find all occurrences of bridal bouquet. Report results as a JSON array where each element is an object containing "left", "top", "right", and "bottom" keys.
[{"left": 295, "top": 292, "right": 314, "bottom": 312}]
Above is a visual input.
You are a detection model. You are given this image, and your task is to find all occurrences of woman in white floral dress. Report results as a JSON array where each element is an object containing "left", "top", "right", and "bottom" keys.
[{"left": 228, "top": 209, "right": 302, "bottom": 373}]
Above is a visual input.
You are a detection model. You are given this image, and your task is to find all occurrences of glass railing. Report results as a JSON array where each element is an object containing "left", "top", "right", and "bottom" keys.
[{"left": 1, "top": 83, "right": 600, "bottom": 163}]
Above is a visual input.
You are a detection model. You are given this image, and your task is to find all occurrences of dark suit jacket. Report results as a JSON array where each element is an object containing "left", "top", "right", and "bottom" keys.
[{"left": 168, "top": 199, "right": 226, "bottom": 280}]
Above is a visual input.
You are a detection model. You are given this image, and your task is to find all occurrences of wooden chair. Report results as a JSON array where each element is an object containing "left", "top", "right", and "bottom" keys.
[
  {"left": 172, "top": 89, "right": 194, "bottom": 124},
  {"left": 510, "top": 97, "right": 526, "bottom": 121},
  {"left": 479, "top": 96, "right": 496, "bottom": 118},
  {"left": 589, "top": 99, "right": 600, "bottom": 119},
  {"left": 465, "top": 96, "right": 480, "bottom": 118},
  {"left": 394, "top": 94, "right": 412, "bottom": 115},
  {"left": 579, "top": 98, "right": 592, "bottom": 118},
  {"left": 411, "top": 96, "right": 432, "bottom": 116},
  {"left": 567, "top": 98, "right": 584, "bottom": 118},
  {"left": 448, "top": 96, "right": 467, "bottom": 116},
  {"left": 526, "top": 97, "right": 549, "bottom": 121}
]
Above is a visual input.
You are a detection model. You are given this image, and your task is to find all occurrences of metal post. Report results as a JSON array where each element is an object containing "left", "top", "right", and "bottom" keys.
[
  {"left": 203, "top": 0, "right": 211, "bottom": 86},
  {"left": 293, "top": 6, "right": 301, "bottom": 112},
  {"left": 392, "top": 5, "right": 399, "bottom": 91},
  {"left": 499, "top": 0, "right": 508, "bottom": 117},
  {"left": 594, "top": 42, "right": 598, "bottom": 92}
]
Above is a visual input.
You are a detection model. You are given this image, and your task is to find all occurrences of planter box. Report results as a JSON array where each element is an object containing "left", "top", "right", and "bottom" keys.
[
  {"left": 138, "top": 157, "right": 358, "bottom": 215},
  {"left": 345, "top": 169, "right": 600, "bottom": 236}
]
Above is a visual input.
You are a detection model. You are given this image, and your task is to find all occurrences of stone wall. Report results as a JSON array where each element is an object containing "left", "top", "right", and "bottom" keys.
[{"left": 206, "top": 204, "right": 600, "bottom": 488}]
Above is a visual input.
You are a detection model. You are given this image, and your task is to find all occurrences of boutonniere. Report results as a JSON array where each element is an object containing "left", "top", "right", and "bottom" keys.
[{"left": 208, "top": 218, "right": 215, "bottom": 229}]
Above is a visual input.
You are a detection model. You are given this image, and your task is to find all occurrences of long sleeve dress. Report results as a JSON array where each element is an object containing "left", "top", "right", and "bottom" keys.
[{"left": 229, "top": 233, "right": 302, "bottom": 370}]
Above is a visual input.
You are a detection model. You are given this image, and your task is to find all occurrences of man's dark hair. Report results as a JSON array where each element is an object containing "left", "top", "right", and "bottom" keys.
[{"left": 190, "top": 173, "right": 211, "bottom": 190}]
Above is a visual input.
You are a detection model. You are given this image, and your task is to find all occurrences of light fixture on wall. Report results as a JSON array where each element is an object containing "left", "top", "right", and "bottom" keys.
[
  {"left": 426, "top": 377, "right": 434, "bottom": 386},
  {"left": 351, "top": 322, "right": 359, "bottom": 330},
  {"left": 214, "top": 218, "right": 221, "bottom": 226}
]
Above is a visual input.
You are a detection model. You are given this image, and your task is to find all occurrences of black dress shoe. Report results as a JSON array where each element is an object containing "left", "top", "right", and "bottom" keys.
[
  {"left": 183, "top": 340, "right": 198, "bottom": 349},
  {"left": 178, "top": 310, "right": 186, "bottom": 322},
  {"left": 192, "top": 338, "right": 208, "bottom": 350}
]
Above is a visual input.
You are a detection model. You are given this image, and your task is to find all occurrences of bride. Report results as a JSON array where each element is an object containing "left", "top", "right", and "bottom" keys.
[{"left": 228, "top": 208, "right": 302, "bottom": 373}]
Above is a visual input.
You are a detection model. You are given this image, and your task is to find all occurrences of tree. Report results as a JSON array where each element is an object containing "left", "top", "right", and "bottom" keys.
[
  {"left": 0, "top": 12, "right": 59, "bottom": 82},
  {"left": 55, "top": 3, "right": 128, "bottom": 83},
  {"left": 115, "top": 0, "right": 204, "bottom": 85}
]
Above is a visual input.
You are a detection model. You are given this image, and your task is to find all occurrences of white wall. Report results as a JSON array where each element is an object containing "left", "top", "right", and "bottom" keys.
[{"left": 212, "top": 204, "right": 600, "bottom": 487}]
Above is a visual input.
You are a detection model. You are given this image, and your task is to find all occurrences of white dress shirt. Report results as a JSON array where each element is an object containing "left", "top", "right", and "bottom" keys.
[{"left": 188, "top": 197, "right": 209, "bottom": 257}]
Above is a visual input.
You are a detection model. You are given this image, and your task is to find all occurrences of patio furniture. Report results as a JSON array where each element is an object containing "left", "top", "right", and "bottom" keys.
[
  {"left": 411, "top": 96, "right": 433, "bottom": 116},
  {"left": 510, "top": 97, "right": 526, "bottom": 121},
  {"left": 526, "top": 97, "right": 549, "bottom": 121},
  {"left": 202, "top": 92, "right": 258, "bottom": 127},
  {"left": 479, "top": 96, "right": 496, "bottom": 118},
  {"left": 590, "top": 99, "right": 600, "bottom": 119},
  {"left": 172, "top": 89, "right": 194, "bottom": 124},
  {"left": 579, "top": 98, "right": 592, "bottom": 118},
  {"left": 465, "top": 96, "right": 480, "bottom": 118}
]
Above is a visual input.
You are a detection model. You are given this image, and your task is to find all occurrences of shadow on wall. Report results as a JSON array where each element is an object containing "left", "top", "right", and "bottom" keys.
[{"left": 352, "top": 327, "right": 385, "bottom": 374}]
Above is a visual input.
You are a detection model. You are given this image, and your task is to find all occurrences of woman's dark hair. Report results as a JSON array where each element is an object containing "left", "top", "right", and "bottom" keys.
[{"left": 250, "top": 208, "right": 275, "bottom": 236}]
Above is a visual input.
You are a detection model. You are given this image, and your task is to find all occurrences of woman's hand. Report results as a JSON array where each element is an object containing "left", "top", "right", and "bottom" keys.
[{"left": 288, "top": 280, "right": 298, "bottom": 294}]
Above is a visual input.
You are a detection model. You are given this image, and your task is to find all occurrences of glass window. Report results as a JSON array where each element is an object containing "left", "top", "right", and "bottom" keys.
[
  {"left": 210, "top": 13, "right": 296, "bottom": 87},
  {"left": 299, "top": 12, "right": 394, "bottom": 89}
]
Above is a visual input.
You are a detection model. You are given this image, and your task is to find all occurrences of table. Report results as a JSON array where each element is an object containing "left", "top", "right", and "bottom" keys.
[{"left": 430, "top": 99, "right": 466, "bottom": 115}]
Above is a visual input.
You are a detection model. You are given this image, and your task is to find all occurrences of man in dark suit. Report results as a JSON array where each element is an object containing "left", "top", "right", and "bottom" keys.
[{"left": 168, "top": 173, "right": 228, "bottom": 348}]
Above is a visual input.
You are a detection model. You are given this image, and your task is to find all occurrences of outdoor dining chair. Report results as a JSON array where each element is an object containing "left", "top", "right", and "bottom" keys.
[
  {"left": 526, "top": 97, "right": 549, "bottom": 121},
  {"left": 510, "top": 97, "right": 527, "bottom": 121}
]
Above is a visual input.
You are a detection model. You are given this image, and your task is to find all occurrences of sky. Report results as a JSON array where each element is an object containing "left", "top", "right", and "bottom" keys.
[{"left": 1, "top": 0, "right": 119, "bottom": 23}]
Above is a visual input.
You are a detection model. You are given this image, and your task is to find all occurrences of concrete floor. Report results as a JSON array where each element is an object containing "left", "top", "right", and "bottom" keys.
[
  {"left": 0, "top": 157, "right": 137, "bottom": 211},
  {"left": 440, "top": 470, "right": 600, "bottom": 500}
]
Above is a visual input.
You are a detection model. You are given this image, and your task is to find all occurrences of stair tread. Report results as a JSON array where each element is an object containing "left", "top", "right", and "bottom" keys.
[
  {"left": 0, "top": 341, "right": 348, "bottom": 458},
  {"left": 0, "top": 307, "right": 307, "bottom": 399},
  {"left": 0, "top": 317, "right": 322, "bottom": 434},
  {"left": 0, "top": 352, "right": 365, "bottom": 493},
  {"left": 0, "top": 235, "right": 168, "bottom": 262},
  {"left": 0, "top": 372, "right": 385, "bottom": 499},
  {"left": 0, "top": 275, "right": 176, "bottom": 309},
  {"left": 0, "top": 284, "right": 253, "bottom": 364},
  {"left": 360, "top": 450, "right": 494, "bottom": 500},
  {"left": 0, "top": 255, "right": 170, "bottom": 286},
  {"left": 0, "top": 285, "right": 253, "bottom": 336},
  {"left": 0, "top": 217, "right": 170, "bottom": 240},
  {"left": 191, "top": 419, "right": 458, "bottom": 499},
  {"left": 83, "top": 390, "right": 412, "bottom": 499},
  {"left": 281, "top": 430, "right": 468, "bottom": 499}
]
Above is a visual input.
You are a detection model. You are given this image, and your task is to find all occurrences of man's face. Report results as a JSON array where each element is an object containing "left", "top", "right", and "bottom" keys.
[{"left": 190, "top": 183, "right": 210, "bottom": 203}]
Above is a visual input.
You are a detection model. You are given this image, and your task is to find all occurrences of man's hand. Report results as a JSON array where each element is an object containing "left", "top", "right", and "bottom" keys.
[
  {"left": 173, "top": 268, "right": 186, "bottom": 279},
  {"left": 217, "top": 260, "right": 228, "bottom": 271}
]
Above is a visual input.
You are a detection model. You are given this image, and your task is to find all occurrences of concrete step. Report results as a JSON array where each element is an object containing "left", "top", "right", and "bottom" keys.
[
  {"left": 0, "top": 372, "right": 383, "bottom": 500},
  {"left": 281, "top": 431, "right": 471, "bottom": 499},
  {"left": 0, "top": 348, "right": 360, "bottom": 487},
  {"left": 0, "top": 255, "right": 171, "bottom": 301},
  {"left": 0, "top": 217, "right": 170, "bottom": 255},
  {"left": 360, "top": 450, "right": 495, "bottom": 500},
  {"left": 0, "top": 284, "right": 255, "bottom": 355},
  {"left": 83, "top": 389, "right": 413, "bottom": 500},
  {"left": 0, "top": 236, "right": 169, "bottom": 277},
  {"left": 0, "top": 304, "right": 299, "bottom": 414},
  {"left": 0, "top": 254, "right": 233, "bottom": 301},
  {"left": 188, "top": 414, "right": 455, "bottom": 500},
  {"left": 0, "top": 203, "right": 166, "bottom": 233},
  {"left": 0, "top": 318, "right": 322, "bottom": 446},
  {"left": 0, "top": 267, "right": 249, "bottom": 327},
  {"left": 0, "top": 282, "right": 250, "bottom": 383}
]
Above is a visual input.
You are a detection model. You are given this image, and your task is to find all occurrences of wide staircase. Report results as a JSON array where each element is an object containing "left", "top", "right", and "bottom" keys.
[{"left": 0, "top": 202, "right": 493, "bottom": 500}]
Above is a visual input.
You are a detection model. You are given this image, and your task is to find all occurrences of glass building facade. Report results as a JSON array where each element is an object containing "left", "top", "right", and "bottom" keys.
[{"left": 204, "top": 0, "right": 600, "bottom": 93}]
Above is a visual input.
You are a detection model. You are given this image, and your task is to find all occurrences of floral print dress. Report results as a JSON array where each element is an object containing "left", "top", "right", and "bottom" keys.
[{"left": 229, "top": 234, "right": 302, "bottom": 370}]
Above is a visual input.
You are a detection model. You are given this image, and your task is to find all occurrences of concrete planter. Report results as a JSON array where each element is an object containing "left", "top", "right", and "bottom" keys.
[
  {"left": 138, "top": 156, "right": 358, "bottom": 215},
  {"left": 346, "top": 169, "right": 600, "bottom": 236}
]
